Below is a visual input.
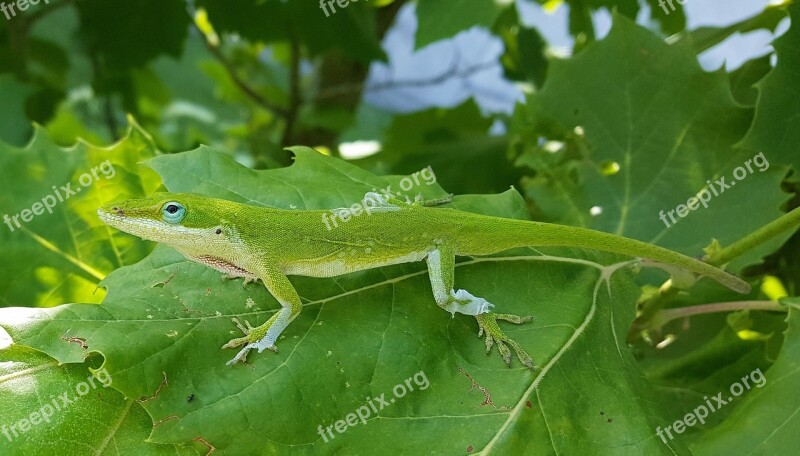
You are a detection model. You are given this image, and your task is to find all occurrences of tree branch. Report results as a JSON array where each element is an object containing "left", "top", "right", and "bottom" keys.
[
  {"left": 655, "top": 300, "right": 785, "bottom": 327},
  {"left": 630, "top": 300, "right": 785, "bottom": 338},
  {"left": 316, "top": 57, "right": 497, "bottom": 101},
  {"left": 281, "top": 37, "right": 301, "bottom": 147},
  {"left": 191, "top": 23, "right": 289, "bottom": 118},
  {"left": 88, "top": 53, "right": 119, "bottom": 141}
]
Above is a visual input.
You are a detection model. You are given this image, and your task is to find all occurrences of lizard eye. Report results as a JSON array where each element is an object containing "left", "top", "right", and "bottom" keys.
[{"left": 162, "top": 202, "right": 186, "bottom": 224}]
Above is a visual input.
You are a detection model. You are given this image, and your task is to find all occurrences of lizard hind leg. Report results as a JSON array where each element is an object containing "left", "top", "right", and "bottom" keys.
[{"left": 425, "top": 245, "right": 535, "bottom": 369}]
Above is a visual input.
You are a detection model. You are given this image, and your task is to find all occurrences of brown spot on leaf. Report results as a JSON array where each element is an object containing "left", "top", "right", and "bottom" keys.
[
  {"left": 62, "top": 336, "right": 87, "bottom": 349},
  {"left": 458, "top": 368, "right": 510, "bottom": 411},
  {"left": 138, "top": 371, "right": 168, "bottom": 403},
  {"left": 154, "top": 270, "right": 178, "bottom": 288},
  {"left": 193, "top": 436, "right": 216, "bottom": 455}
]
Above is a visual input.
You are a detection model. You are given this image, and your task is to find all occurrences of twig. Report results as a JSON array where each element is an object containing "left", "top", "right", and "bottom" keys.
[
  {"left": 631, "top": 301, "right": 787, "bottom": 338},
  {"left": 630, "top": 298, "right": 785, "bottom": 339},
  {"left": 316, "top": 57, "right": 497, "bottom": 100},
  {"left": 87, "top": 52, "right": 119, "bottom": 141},
  {"left": 281, "top": 36, "right": 301, "bottom": 146},
  {"left": 102, "top": 96, "right": 119, "bottom": 141},
  {"left": 190, "top": 21, "right": 289, "bottom": 117},
  {"left": 6, "top": 0, "right": 73, "bottom": 77},
  {"left": 653, "top": 300, "right": 785, "bottom": 329}
]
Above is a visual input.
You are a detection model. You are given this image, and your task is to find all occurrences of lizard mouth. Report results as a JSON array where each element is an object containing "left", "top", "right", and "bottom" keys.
[
  {"left": 97, "top": 208, "right": 121, "bottom": 226},
  {"left": 97, "top": 208, "right": 134, "bottom": 231}
]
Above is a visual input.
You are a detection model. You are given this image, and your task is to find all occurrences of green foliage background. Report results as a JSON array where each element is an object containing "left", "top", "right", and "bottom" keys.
[{"left": 0, "top": 0, "right": 798, "bottom": 454}]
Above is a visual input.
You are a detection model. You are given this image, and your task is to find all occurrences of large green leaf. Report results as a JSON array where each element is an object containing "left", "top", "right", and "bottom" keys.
[
  {"left": 0, "top": 345, "right": 200, "bottom": 455},
  {"left": 1, "top": 145, "right": 694, "bottom": 454},
  {"left": 0, "top": 123, "right": 162, "bottom": 308},
  {"left": 688, "top": 298, "right": 800, "bottom": 454},
  {"left": 741, "top": 1, "right": 800, "bottom": 175},
  {"left": 415, "top": 0, "right": 509, "bottom": 49},
  {"left": 513, "top": 13, "right": 794, "bottom": 273}
]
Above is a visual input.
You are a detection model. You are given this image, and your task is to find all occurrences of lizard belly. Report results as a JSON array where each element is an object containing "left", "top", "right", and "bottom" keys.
[{"left": 283, "top": 249, "right": 430, "bottom": 278}]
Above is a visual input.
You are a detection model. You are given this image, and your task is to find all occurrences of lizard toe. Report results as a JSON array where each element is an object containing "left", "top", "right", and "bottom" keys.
[{"left": 475, "top": 313, "right": 535, "bottom": 369}]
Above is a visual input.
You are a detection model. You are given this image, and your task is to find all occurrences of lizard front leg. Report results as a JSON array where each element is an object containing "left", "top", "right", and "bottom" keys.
[
  {"left": 222, "top": 261, "right": 302, "bottom": 366},
  {"left": 425, "top": 245, "right": 534, "bottom": 368}
]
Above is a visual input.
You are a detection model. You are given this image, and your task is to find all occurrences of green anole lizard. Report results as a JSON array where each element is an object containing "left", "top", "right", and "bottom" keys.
[{"left": 97, "top": 191, "right": 750, "bottom": 368}]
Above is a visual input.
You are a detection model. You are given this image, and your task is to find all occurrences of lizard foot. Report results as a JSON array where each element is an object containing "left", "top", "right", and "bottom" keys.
[
  {"left": 475, "top": 313, "right": 535, "bottom": 369},
  {"left": 222, "top": 316, "right": 278, "bottom": 366}
]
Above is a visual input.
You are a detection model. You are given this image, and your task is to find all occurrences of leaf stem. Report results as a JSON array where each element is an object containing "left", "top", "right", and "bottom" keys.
[
  {"left": 653, "top": 300, "right": 785, "bottom": 328},
  {"left": 706, "top": 206, "right": 800, "bottom": 266},
  {"left": 630, "top": 299, "right": 785, "bottom": 339}
]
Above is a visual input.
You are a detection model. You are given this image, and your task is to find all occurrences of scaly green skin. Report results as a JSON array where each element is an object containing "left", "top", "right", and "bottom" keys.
[{"left": 97, "top": 192, "right": 750, "bottom": 368}]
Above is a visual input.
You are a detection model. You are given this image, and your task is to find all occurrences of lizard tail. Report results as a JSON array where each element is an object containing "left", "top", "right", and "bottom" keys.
[{"left": 463, "top": 217, "right": 751, "bottom": 294}]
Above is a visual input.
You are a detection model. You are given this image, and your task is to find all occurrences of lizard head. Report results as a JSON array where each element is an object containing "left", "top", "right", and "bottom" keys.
[{"left": 97, "top": 192, "right": 240, "bottom": 252}]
